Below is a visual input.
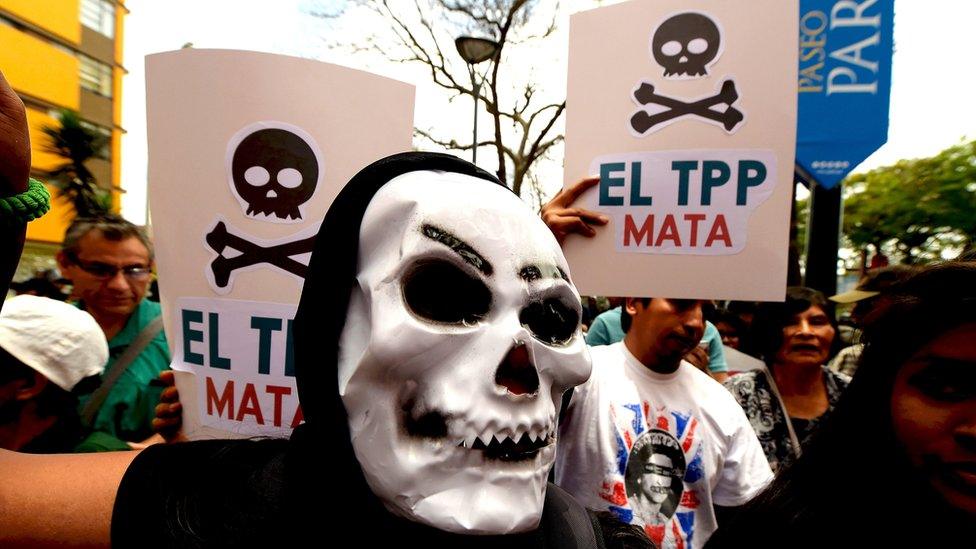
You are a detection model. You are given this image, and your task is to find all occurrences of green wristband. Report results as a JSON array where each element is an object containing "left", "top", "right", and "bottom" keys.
[{"left": 0, "top": 178, "right": 51, "bottom": 225}]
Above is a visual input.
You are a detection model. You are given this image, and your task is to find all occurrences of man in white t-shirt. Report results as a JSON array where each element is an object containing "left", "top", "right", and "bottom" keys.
[{"left": 555, "top": 298, "right": 772, "bottom": 549}]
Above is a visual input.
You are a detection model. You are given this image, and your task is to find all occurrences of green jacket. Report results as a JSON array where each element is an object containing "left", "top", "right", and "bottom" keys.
[
  {"left": 74, "top": 430, "right": 132, "bottom": 453},
  {"left": 77, "top": 299, "right": 171, "bottom": 442}
]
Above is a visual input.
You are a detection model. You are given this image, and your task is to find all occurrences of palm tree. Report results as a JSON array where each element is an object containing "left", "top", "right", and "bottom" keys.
[{"left": 41, "top": 109, "right": 112, "bottom": 217}]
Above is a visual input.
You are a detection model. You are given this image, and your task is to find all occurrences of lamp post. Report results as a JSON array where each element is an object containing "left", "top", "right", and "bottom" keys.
[{"left": 455, "top": 36, "right": 499, "bottom": 165}]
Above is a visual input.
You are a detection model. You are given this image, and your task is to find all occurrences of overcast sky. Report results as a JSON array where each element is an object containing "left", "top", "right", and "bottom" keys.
[{"left": 120, "top": 0, "right": 976, "bottom": 224}]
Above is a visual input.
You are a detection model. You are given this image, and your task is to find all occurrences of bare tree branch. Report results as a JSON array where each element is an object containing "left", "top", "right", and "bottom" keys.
[
  {"left": 415, "top": 128, "right": 510, "bottom": 155},
  {"left": 316, "top": 0, "right": 565, "bottom": 194}
]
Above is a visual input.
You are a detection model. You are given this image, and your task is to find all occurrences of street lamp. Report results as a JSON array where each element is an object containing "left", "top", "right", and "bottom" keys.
[{"left": 455, "top": 36, "right": 499, "bottom": 164}]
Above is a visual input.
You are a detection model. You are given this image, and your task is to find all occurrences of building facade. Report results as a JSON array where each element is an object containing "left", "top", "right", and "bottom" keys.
[{"left": 0, "top": 0, "right": 126, "bottom": 248}]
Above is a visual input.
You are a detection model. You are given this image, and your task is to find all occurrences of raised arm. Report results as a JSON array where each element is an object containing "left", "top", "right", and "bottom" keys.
[
  {"left": 0, "top": 449, "right": 136, "bottom": 547},
  {"left": 0, "top": 69, "right": 32, "bottom": 306},
  {"left": 540, "top": 176, "right": 608, "bottom": 244}
]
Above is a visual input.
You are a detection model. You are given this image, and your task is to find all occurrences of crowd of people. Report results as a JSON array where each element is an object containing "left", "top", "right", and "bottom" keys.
[
  {"left": 2, "top": 213, "right": 170, "bottom": 454},
  {"left": 1, "top": 61, "right": 975, "bottom": 549}
]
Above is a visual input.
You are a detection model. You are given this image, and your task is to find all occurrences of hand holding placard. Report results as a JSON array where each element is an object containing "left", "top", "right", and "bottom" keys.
[
  {"left": 151, "top": 371, "right": 186, "bottom": 443},
  {"left": 541, "top": 176, "right": 608, "bottom": 244}
]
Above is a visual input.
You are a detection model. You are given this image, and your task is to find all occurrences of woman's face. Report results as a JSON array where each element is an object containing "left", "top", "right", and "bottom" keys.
[
  {"left": 774, "top": 305, "right": 835, "bottom": 368},
  {"left": 891, "top": 322, "right": 976, "bottom": 516}
]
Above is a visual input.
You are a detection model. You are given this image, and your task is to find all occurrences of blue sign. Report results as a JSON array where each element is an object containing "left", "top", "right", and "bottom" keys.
[{"left": 796, "top": 0, "right": 894, "bottom": 189}]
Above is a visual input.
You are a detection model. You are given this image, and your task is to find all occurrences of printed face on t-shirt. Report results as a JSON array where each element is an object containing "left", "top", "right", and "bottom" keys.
[{"left": 643, "top": 453, "right": 674, "bottom": 504}]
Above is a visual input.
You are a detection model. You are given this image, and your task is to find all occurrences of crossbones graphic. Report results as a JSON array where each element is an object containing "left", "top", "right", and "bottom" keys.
[
  {"left": 630, "top": 79, "right": 744, "bottom": 135},
  {"left": 205, "top": 221, "right": 316, "bottom": 289}
]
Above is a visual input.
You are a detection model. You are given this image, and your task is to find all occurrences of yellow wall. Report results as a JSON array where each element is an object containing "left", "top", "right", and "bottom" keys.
[
  {"left": 111, "top": 64, "right": 122, "bottom": 191},
  {"left": 24, "top": 104, "right": 82, "bottom": 244},
  {"left": 11, "top": 0, "right": 128, "bottom": 244},
  {"left": 0, "top": 0, "right": 81, "bottom": 44},
  {"left": 0, "top": 25, "right": 79, "bottom": 109},
  {"left": 115, "top": 1, "right": 126, "bottom": 64},
  {"left": 25, "top": 107, "right": 62, "bottom": 171},
  {"left": 25, "top": 185, "right": 74, "bottom": 244},
  {"left": 111, "top": 2, "right": 125, "bottom": 210}
]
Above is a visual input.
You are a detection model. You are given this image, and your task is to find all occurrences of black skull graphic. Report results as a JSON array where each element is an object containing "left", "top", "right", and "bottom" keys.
[
  {"left": 652, "top": 13, "right": 721, "bottom": 78},
  {"left": 231, "top": 128, "right": 319, "bottom": 221}
]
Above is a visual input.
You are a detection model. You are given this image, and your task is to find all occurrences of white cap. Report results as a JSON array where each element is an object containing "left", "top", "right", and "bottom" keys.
[{"left": 0, "top": 295, "right": 108, "bottom": 391}]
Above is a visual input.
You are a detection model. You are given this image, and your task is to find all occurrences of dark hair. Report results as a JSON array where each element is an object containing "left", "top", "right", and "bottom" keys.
[
  {"left": 619, "top": 298, "right": 651, "bottom": 333},
  {"left": 857, "top": 264, "right": 915, "bottom": 292},
  {"left": 705, "top": 262, "right": 976, "bottom": 548},
  {"left": 594, "top": 512, "right": 656, "bottom": 549},
  {"left": 750, "top": 286, "right": 840, "bottom": 366},
  {"left": 726, "top": 300, "right": 758, "bottom": 317},
  {"left": 621, "top": 298, "right": 702, "bottom": 336},
  {"left": 0, "top": 346, "right": 78, "bottom": 419},
  {"left": 63, "top": 214, "right": 154, "bottom": 260},
  {"left": 849, "top": 264, "right": 917, "bottom": 322},
  {"left": 11, "top": 277, "right": 67, "bottom": 301},
  {"left": 707, "top": 308, "right": 747, "bottom": 344}
]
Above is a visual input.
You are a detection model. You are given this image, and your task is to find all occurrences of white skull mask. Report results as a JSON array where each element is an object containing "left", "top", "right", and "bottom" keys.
[{"left": 337, "top": 170, "right": 592, "bottom": 534}]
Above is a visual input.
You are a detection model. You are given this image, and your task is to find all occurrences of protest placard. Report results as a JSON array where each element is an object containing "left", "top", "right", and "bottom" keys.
[
  {"left": 147, "top": 49, "right": 414, "bottom": 438},
  {"left": 563, "top": 0, "right": 798, "bottom": 300}
]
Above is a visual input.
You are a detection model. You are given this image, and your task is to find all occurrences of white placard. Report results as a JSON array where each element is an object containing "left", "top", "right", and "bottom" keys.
[
  {"left": 563, "top": 0, "right": 798, "bottom": 300},
  {"left": 147, "top": 49, "right": 415, "bottom": 438}
]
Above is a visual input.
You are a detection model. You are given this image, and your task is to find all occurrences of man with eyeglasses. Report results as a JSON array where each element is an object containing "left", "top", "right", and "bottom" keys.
[{"left": 56, "top": 215, "right": 170, "bottom": 446}]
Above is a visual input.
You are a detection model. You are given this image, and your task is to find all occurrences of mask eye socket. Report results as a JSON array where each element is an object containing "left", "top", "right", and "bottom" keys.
[
  {"left": 520, "top": 299, "right": 579, "bottom": 345},
  {"left": 402, "top": 260, "right": 491, "bottom": 325}
]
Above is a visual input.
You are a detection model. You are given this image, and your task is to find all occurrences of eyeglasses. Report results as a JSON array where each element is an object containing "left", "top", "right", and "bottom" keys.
[{"left": 66, "top": 252, "right": 153, "bottom": 281}]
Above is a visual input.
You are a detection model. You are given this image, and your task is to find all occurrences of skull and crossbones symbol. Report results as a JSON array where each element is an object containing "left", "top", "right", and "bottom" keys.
[
  {"left": 630, "top": 79, "right": 744, "bottom": 135},
  {"left": 205, "top": 220, "right": 316, "bottom": 291},
  {"left": 652, "top": 12, "right": 722, "bottom": 78},
  {"left": 228, "top": 124, "right": 322, "bottom": 223},
  {"left": 630, "top": 11, "right": 744, "bottom": 135},
  {"left": 207, "top": 122, "right": 323, "bottom": 291}
]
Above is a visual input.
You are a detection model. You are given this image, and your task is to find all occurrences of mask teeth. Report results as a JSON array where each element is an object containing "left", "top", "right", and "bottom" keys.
[
  {"left": 478, "top": 427, "right": 494, "bottom": 448},
  {"left": 514, "top": 427, "right": 527, "bottom": 445},
  {"left": 455, "top": 423, "right": 470, "bottom": 448},
  {"left": 498, "top": 427, "right": 515, "bottom": 444},
  {"left": 458, "top": 421, "right": 555, "bottom": 450},
  {"left": 531, "top": 422, "right": 546, "bottom": 443}
]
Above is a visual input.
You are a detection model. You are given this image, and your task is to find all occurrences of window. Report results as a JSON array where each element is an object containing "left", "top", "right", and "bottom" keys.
[
  {"left": 80, "top": 0, "right": 115, "bottom": 38},
  {"left": 79, "top": 54, "right": 113, "bottom": 97},
  {"left": 79, "top": 121, "right": 112, "bottom": 161}
]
